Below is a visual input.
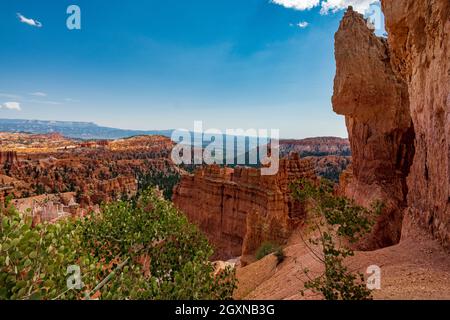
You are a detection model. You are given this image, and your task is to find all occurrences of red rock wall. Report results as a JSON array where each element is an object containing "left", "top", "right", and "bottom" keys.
[
  {"left": 382, "top": 0, "right": 450, "bottom": 247},
  {"left": 334, "top": 2, "right": 450, "bottom": 249},
  {"left": 333, "top": 7, "right": 415, "bottom": 249},
  {"left": 172, "top": 155, "right": 316, "bottom": 261},
  {"left": 0, "top": 151, "right": 18, "bottom": 167}
]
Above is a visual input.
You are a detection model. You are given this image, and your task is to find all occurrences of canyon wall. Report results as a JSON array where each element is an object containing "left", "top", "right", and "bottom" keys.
[
  {"left": 0, "top": 151, "right": 18, "bottom": 167},
  {"left": 382, "top": 0, "right": 450, "bottom": 247},
  {"left": 334, "top": 2, "right": 449, "bottom": 249},
  {"left": 333, "top": 7, "right": 415, "bottom": 249},
  {"left": 172, "top": 155, "right": 316, "bottom": 262}
]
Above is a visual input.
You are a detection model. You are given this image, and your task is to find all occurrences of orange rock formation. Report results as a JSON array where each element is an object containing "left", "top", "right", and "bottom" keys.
[
  {"left": 333, "top": 6, "right": 415, "bottom": 249},
  {"left": 0, "top": 134, "right": 178, "bottom": 206},
  {"left": 333, "top": 2, "right": 449, "bottom": 249},
  {"left": 172, "top": 155, "right": 316, "bottom": 263}
]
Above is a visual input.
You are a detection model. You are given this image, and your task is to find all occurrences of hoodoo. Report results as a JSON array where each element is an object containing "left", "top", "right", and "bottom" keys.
[{"left": 333, "top": 1, "right": 450, "bottom": 249}]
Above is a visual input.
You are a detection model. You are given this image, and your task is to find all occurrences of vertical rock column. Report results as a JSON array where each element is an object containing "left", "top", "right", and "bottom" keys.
[{"left": 333, "top": 7, "right": 415, "bottom": 249}]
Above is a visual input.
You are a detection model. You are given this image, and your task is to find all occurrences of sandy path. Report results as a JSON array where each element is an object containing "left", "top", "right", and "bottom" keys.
[{"left": 235, "top": 225, "right": 450, "bottom": 300}]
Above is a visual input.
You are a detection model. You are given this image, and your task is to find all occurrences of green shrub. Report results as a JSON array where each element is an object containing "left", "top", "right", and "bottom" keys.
[
  {"left": 291, "top": 178, "right": 383, "bottom": 300},
  {"left": 256, "top": 242, "right": 282, "bottom": 261},
  {"left": 0, "top": 189, "right": 236, "bottom": 300}
]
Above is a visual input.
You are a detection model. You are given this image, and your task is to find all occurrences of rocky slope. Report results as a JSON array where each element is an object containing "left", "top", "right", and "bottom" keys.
[
  {"left": 235, "top": 222, "right": 450, "bottom": 300},
  {"left": 172, "top": 154, "right": 316, "bottom": 263}
]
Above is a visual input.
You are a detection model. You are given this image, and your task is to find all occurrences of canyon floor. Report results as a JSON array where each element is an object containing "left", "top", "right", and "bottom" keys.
[{"left": 235, "top": 222, "right": 450, "bottom": 300}]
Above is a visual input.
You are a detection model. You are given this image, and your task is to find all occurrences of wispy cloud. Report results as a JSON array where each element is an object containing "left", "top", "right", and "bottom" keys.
[
  {"left": 0, "top": 102, "right": 21, "bottom": 111},
  {"left": 271, "top": 0, "right": 379, "bottom": 14},
  {"left": 27, "top": 99, "right": 62, "bottom": 106},
  {"left": 0, "top": 93, "right": 22, "bottom": 100},
  {"left": 30, "top": 92, "right": 47, "bottom": 97},
  {"left": 1, "top": 92, "right": 66, "bottom": 105},
  {"left": 17, "top": 13, "right": 42, "bottom": 28}
]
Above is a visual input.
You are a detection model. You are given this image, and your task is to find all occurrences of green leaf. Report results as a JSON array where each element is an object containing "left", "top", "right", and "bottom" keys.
[{"left": 24, "top": 259, "right": 32, "bottom": 267}]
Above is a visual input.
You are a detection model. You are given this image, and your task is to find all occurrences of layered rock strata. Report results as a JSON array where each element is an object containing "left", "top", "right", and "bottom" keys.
[{"left": 172, "top": 155, "right": 316, "bottom": 262}]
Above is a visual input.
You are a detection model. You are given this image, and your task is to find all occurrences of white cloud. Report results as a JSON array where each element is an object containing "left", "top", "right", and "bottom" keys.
[
  {"left": 30, "top": 92, "right": 47, "bottom": 97},
  {"left": 17, "top": 13, "right": 42, "bottom": 28},
  {"left": 271, "top": 0, "right": 378, "bottom": 14},
  {"left": 1, "top": 102, "right": 21, "bottom": 111},
  {"left": 320, "top": 0, "right": 378, "bottom": 14},
  {"left": 297, "top": 21, "right": 309, "bottom": 28},
  {"left": 271, "top": 0, "right": 320, "bottom": 11}
]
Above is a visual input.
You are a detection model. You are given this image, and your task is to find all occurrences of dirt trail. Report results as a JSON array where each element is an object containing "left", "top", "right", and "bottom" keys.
[{"left": 235, "top": 225, "right": 450, "bottom": 300}]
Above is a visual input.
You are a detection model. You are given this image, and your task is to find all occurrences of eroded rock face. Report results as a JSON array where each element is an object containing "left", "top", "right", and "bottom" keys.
[
  {"left": 333, "top": 7, "right": 415, "bottom": 249},
  {"left": 334, "top": 2, "right": 450, "bottom": 249},
  {"left": 279, "top": 137, "right": 351, "bottom": 157},
  {"left": 0, "top": 134, "right": 178, "bottom": 205},
  {"left": 0, "top": 151, "right": 18, "bottom": 167},
  {"left": 172, "top": 155, "right": 316, "bottom": 262},
  {"left": 382, "top": 0, "right": 450, "bottom": 247}
]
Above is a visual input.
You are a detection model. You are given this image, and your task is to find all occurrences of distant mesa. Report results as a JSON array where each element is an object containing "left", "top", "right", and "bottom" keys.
[{"left": 0, "top": 118, "right": 174, "bottom": 140}]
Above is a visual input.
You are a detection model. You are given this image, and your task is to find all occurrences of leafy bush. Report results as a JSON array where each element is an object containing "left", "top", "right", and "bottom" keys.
[
  {"left": 256, "top": 242, "right": 282, "bottom": 261},
  {"left": 291, "top": 178, "right": 382, "bottom": 300},
  {"left": 0, "top": 189, "right": 236, "bottom": 300}
]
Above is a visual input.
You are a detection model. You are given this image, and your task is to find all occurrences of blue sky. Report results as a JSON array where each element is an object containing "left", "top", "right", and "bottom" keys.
[{"left": 0, "top": 0, "right": 381, "bottom": 138}]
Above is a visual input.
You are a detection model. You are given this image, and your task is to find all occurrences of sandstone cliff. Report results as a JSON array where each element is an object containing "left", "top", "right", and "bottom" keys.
[
  {"left": 0, "top": 151, "right": 18, "bottom": 165},
  {"left": 333, "top": 7, "right": 415, "bottom": 249},
  {"left": 333, "top": 2, "right": 449, "bottom": 249},
  {"left": 382, "top": 0, "right": 450, "bottom": 248},
  {"left": 172, "top": 155, "right": 316, "bottom": 263}
]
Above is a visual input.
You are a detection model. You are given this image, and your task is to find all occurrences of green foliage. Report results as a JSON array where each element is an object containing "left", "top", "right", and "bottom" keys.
[
  {"left": 255, "top": 242, "right": 282, "bottom": 261},
  {"left": 137, "top": 170, "right": 180, "bottom": 200},
  {"left": 0, "top": 189, "right": 236, "bottom": 300},
  {"left": 291, "top": 178, "right": 382, "bottom": 300}
]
